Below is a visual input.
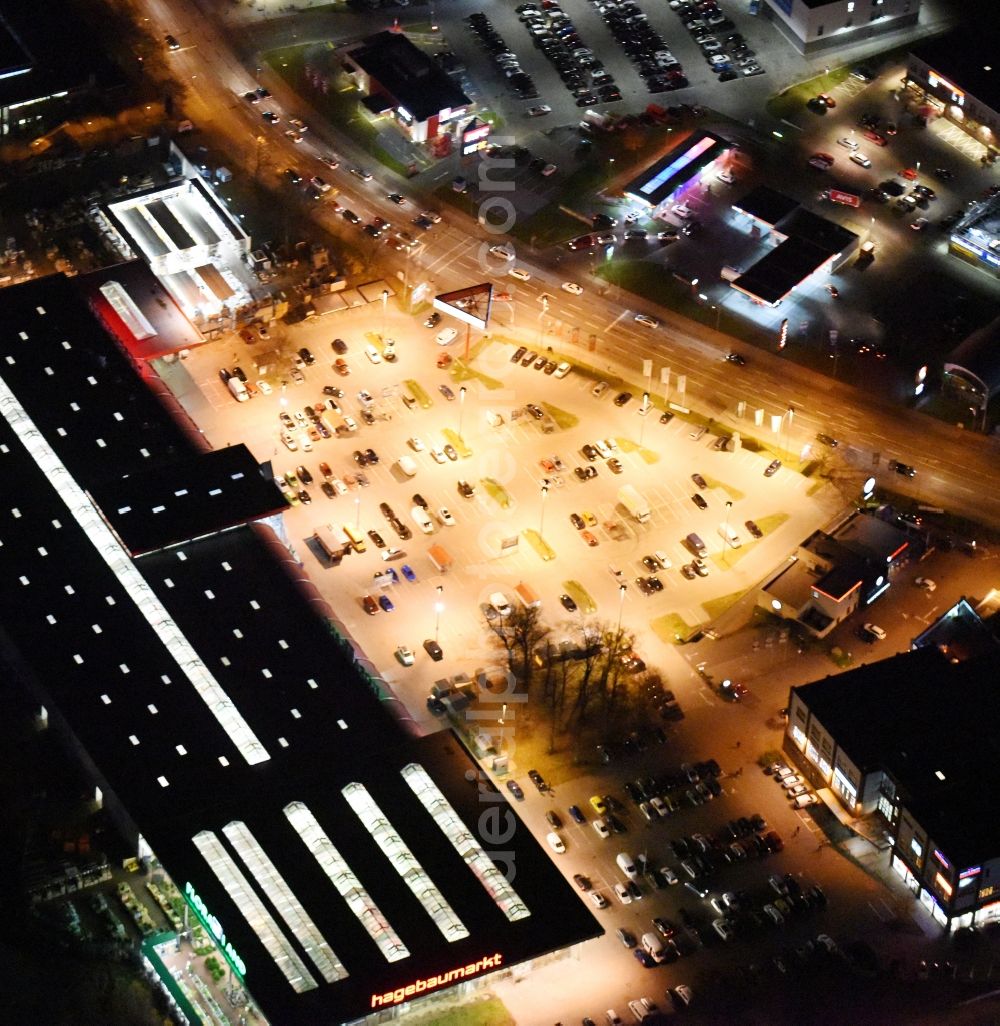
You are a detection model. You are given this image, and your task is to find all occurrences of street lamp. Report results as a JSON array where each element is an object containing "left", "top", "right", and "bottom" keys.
[
  {"left": 380, "top": 289, "right": 389, "bottom": 339},
  {"left": 539, "top": 483, "right": 549, "bottom": 537},
  {"left": 723, "top": 500, "right": 733, "bottom": 565},
  {"left": 639, "top": 391, "right": 650, "bottom": 447},
  {"left": 458, "top": 386, "right": 467, "bottom": 440},
  {"left": 616, "top": 582, "right": 627, "bottom": 639},
  {"left": 497, "top": 702, "right": 507, "bottom": 751},
  {"left": 434, "top": 586, "right": 444, "bottom": 645}
]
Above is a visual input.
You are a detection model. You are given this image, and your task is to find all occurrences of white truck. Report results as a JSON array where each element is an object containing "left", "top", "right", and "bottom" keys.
[
  {"left": 618, "top": 484, "right": 650, "bottom": 524},
  {"left": 227, "top": 375, "right": 249, "bottom": 402}
]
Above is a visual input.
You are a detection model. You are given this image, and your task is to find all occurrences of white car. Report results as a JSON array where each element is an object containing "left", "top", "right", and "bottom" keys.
[
  {"left": 780, "top": 775, "right": 804, "bottom": 790},
  {"left": 613, "top": 882, "right": 632, "bottom": 905},
  {"left": 792, "top": 793, "right": 819, "bottom": 808},
  {"left": 561, "top": 282, "right": 583, "bottom": 295},
  {"left": 436, "top": 327, "right": 458, "bottom": 346},
  {"left": 850, "top": 152, "right": 872, "bottom": 168},
  {"left": 411, "top": 506, "right": 435, "bottom": 534},
  {"left": 429, "top": 446, "right": 447, "bottom": 464},
  {"left": 330, "top": 477, "right": 348, "bottom": 495},
  {"left": 357, "top": 390, "right": 374, "bottom": 407},
  {"left": 280, "top": 430, "right": 298, "bottom": 451},
  {"left": 672, "top": 203, "right": 695, "bottom": 220},
  {"left": 256, "top": 380, "right": 272, "bottom": 395},
  {"left": 546, "top": 831, "right": 566, "bottom": 854},
  {"left": 634, "top": 313, "right": 659, "bottom": 328},
  {"left": 421, "top": 210, "right": 442, "bottom": 223},
  {"left": 395, "top": 645, "right": 414, "bottom": 666},
  {"left": 489, "top": 244, "right": 514, "bottom": 260},
  {"left": 594, "top": 438, "right": 617, "bottom": 459},
  {"left": 382, "top": 340, "right": 396, "bottom": 361},
  {"left": 915, "top": 577, "right": 937, "bottom": 592},
  {"left": 712, "top": 917, "right": 735, "bottom": 942},
  {"left": 397, "top": 455, "right": 418, "bottom": 477},
  {"left": 864, "top": 622, "right": 887, "bottom": 640},
  {"left": 509, "top": 267, "right": 532, "bottom": 281},
  {"left": 592, "top": 817, "right": 611, "bottom": 839},
  {"left": 650, "top": 796, "right": 668, "bottom": 817},
  {"left": 553, "top": 361, "right": 572, "bottom": 378},
  {"left": 661, "top": 867, "right": 679, "bottom": 886},
  {"left": 527, "top": 104, "right": 552, "bottom": 117},
  {"left": 654, "top": 549, "right": 672, "bottom": 570},
  {"left": 408, "top": 436, "right": 425, "bottom": 452},
  {"left": 365, "top": 344, "right": 382, "bottom": 364},
  {"left": 717, "top": 169, "right": 736, "bottom": 184},
  {"left": 438, "top": 507, "right": 456, "bottom": 527},
  {"left": 837, "top": 136, "right": 859, "bottom": 150}
]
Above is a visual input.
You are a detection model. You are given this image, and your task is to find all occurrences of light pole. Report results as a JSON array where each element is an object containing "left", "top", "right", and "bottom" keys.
[
  {"left": 785, "top": 405, "right": 795, "bottom": 459},
  {"left": 539, "top": 483, "right": 549, "bottom": 537},
  {"left": 434, "top": 586, "right": 444, "bottom": 645},
  {"left": 497, "top": 702, "right": 507, "bottom": 751},
  {"left": 616, "top": 582, "right": 627, "bottom": 639},
  {"left": 639, "top": 391, "right": 650, "bottom": 447},
  {"left": 355, "top": 496, "right": 361, "bottom": 530},
  {"left": 380, "top": 289, "right": 389, "bottom": 339},
  {"left": 458, "top": 386, "right": 467, "bottom": 441},
  {"left": 723, "top": 500, "right": 733, "bottom": 565}
]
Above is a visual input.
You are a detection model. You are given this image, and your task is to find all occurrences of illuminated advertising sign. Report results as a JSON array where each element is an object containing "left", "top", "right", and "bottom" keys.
[
  {"left": 462, "top": 119, "right": 492, "bottom": 156},
  {"left": 933, "top": 849, "right": 950, "bottom": 868},
  {"left": 960, "top": 866, "right": 982, "bottom": 879},
  {"left": 184, "top": 881, "right": 247, "bottom": 977},
  {"left": 928, "top": 72, "right": 965, "bottom": 106},
  {"left": 371, "top": 952, "right": 504, "bottom": 1008},
  {"left": 829, "top": 189, "right": 861, "bottom": 208}
]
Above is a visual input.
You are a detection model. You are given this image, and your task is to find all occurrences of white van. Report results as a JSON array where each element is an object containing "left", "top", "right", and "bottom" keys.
[
  {"left": 717, "top": 523, "right": 742, "bottom": 549},
  {"left": 489, "top": 592, "right": 512, "bottom": 617},
  {"left": 397, "top": 455, "right": 418, "bottom": 477},
  {"left": 616, "top": 852, "right": 638, "bottom": 880},
  {"left": 641, "top": 932, "right": 667, "bottom": 962}
]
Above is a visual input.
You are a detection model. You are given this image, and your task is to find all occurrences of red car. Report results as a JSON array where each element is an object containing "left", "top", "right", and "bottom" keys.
[
  {"left": 899, "top": 167, "right": 919, "bottom": 181},
  {"left": 817, "top": 93, "right": 836, "bottom": 108},
  {"left": 863, "top": 130, "right": 888, "bottom": 147}
]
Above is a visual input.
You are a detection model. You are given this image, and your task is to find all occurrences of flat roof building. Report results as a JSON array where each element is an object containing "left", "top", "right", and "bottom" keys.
[
  {"left": 905, "top": 26, "right": 1000, "bottom": 160},
  {"left": 0, "top": 271, "right": 601, "bottom": 1024},
  {"left": 762, "top": 0, "right": 920, "bottom": 57},
  {"left": 623, "top": 130, "right": 733, "bottom": 211},
  {"left": 786, "top": 599, "right": 1000, "bottom": 931},
  {"left": 731, "top": 188, "right": 859, "bottom": 306},
  {"left": 342, "top": 31, "right": 472, "bottom": 144}
]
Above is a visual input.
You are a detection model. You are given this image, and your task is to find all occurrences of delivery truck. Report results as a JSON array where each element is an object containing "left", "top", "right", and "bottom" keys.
[{"left": 618, "top": 484, "right": 651, "bottom": 524}]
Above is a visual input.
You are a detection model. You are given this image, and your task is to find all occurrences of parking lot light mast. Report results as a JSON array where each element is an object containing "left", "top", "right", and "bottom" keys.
[
  {"left": 639, "top": 391, "right": 651, "bottom": 447},
  {"left": 380, "top": 289, "right": 389, "bottom": 339},
  {"left": 434, "top": 586, "right": 444, "bottom": 645},
  {"left": 458, "top": 386, "right": 467, "bottom": 441},
  {"left": 539, "top": 483, "right": 549, "bottom": 538},
  {"left": 616, "top": 582, "right": 627, "bottom": 640},
  {"left": 723, "top": 501, "right": 733, "bottom": 565}
]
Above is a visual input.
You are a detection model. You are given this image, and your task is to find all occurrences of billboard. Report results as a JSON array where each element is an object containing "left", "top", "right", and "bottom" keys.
[
  {"left": 462, "top": 119, "right": 492, "bottom": 156},
  {"left": 432, "top": 283, "right": 493, "bottom": 331}
]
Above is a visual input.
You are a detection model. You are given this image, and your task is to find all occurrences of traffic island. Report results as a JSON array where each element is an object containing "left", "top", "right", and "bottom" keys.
[
  {"left": 404, "top": 379, "right": 433, "bottom": 409},
  {"left": 482, "top": 477, "right": 512, "bottom": 510},
  {"left": 523, "top": 530, "right": 555, "bottom": 562}
]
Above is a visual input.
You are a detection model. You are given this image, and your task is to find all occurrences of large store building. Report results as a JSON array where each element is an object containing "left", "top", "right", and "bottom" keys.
[
  {"left": 0, "top": 270, "right": 600, "bottom": 1024},
  {"left": 762, "top": 0, "right": 921, "bottom": 56},
  {"left": 785, "top": 599, "right": 1000, "bottom": 931}
]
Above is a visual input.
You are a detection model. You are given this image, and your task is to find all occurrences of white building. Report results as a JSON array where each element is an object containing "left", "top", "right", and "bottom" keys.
[{"left": 762, "top": 0, "right": 920, "bottom": 55}]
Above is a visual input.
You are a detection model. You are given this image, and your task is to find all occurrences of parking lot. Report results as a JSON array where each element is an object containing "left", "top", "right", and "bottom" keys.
[{"left": 163, "top": 295, "right": 842, "bottom": 736}]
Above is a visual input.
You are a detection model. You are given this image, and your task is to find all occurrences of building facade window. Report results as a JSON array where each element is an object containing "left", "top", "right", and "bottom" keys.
[{"left": 910, "top": 836, "right": 922, "bottom": 858}]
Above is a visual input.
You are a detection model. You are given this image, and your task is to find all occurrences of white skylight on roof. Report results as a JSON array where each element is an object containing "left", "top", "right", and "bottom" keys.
[
  {"left": 222, "top": 562, "right": 232, "bottom": 571},
  {"left": 92, "top": 624, "right": 102, "bottom": 634},
  {"left": 57, "top": 428, "right": 66, "bottom": 436},
  {"left": 46, "top": 615, "right": 56, "bottom": 624},
  {"left": 100, "top": 694, "right": 111, "bottom": 705},
  {"left": 87, "top": 375, "right": 96, "bottom": 385},
  {"left": 164, "top": 578, "right": 174, "bottom": 588},
  {"left": 120, "top": 664, "right": 130, "bottom": 675},
  {"left": 152, "top": 505, "right": 165, "bottom": 513},
  {"left": 262, "top": 669, "right": 272, "bottom": 679},
  {"left": 157, "top": 776, "right": 169, "bottom": 787},
  {"left": 174, "top": 489, "right": 188, "bottom": 497},
  {"left": 96, "top": 439, "right": 106, "bottom": 448},
  {"left": 401, "top": 763, "right": 530, "bottom": 923},
  {"left": 935, "top": 770, "right": 946, "bottom": 781},
  {"left": 284, "top": 802, "right": 410, "bottom": 963},
  {"left": 37, "top": 547, "right": 47, "bottom": 556},
  {"left": 177, "top": 551, "right": 187, "bottom": 561},
  {"left": 113, "top": 412, "right": 124, "bottom": 422},
  {"left": 278, "top": 737, "right": 289, "bottom": 748},
  {"left": 12, "top": 509, "right": 21, "bottom": 518},
  {"left": 220, "top": 656, "right": 231, "bottom": 666},
  {"left": 64, "top": 584, "right": 73, "bottom": 594},
  {"left": 222, "top": 821, "right": 347, "bottom": 985},
  {"left": 117, "top": 506, "right": 132, "bottom": 514},
  {"left": 106, "top": 596, "right": 116, "bottom": 605},
  {"left": 73, "top": 654, "right": 83, "bottom": 664},
  {"left": 19, "top": 575, "right": 28, "bottom": 585},
  {"left": 70, "top": 403, "right": 79, "bottom": 411},
  {"left": 18, "top": 331, "right": 27, "bottom": 340},
  {"left": 204, "top": 590, "right": 215, "bottom": 599},
  {"left": 250, "top": 600, "right": 260, "bottom": 610},
  {"left": 342, "top": 782, "right": 468, "bottom": 942},
  {"left": 279, "top": 640, "right": 288, "bottom": 649},
  {"left": 233, "top": 629, "right": 243, "bottom": 639},
  {"left": 291, "top": 709, "right": 301, "bottom": 719},
  {"left": 218, "top": 755, "right": 229, "bottom": 767},
  {"left": 147, "top": 704, "right": 157, "bottom": 714},
  {"left": 176, "top": 744, "right": 187, "bottom": 756},
  {"left": 129, "top": 735, "right": 139, "bottom": 746},
  {"left": 209, "top": 488, "right": 222, "bottom": 497},
  {"left": 193, "top": 829, "right": 319, "bottom": 993},
  {"left": 232, "top": 472, "right": 244, "bottom": 481},
  {"left": 337, "top": 719, "right": 347, "bottom": 729},
  {"left": 44, "top": 367, "right": 53, "bottom": 377}
]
